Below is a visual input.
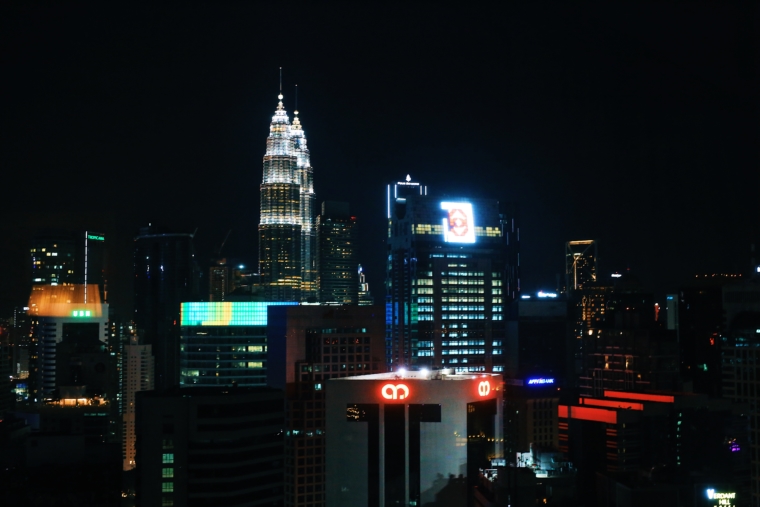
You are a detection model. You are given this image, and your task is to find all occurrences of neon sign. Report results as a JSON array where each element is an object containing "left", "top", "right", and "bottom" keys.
[
  {"left": 478, "top": 381, "right": 490, "bottom": 396},
  {"left": 706, "top": 489, "right": 736, "bottom": 507},
  {"left": 440, "top": 202, "right": 476, "bottom": 244},
  {"left": 381, "top": 384, "right": 409, "bottom": 400},
  {"left": 527, "top": 378, "right": 555, "bottom": 385},
  {"left": 87, "top": 234, "right": 104, "bottom": 241}
]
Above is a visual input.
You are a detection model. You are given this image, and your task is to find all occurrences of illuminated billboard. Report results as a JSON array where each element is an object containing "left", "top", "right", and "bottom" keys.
[
  {"left": 181, "top": 302, "right": 298, "bottom": 327},
  {"left": 440, "top": 201, "right": 476, "bottom": 244}
]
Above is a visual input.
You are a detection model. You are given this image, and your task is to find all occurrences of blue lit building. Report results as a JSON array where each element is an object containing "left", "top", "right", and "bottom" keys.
[
  {"left": 180, "top": 301, "right": 297, "bottom": 387},
  {"left": 385, "top": 177, "right": 520, "bottom": 372}
]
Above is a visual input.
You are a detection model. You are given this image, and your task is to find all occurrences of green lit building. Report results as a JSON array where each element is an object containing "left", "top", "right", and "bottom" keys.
[{"left": 179, "top": 302, "right": 297, "bottom": 387}]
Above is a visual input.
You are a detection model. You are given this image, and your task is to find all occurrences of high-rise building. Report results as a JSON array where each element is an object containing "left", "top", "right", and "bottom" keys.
[
  {"left": 385, "top": 177, "right": 520, "bottom": 372},
  {"left": 208, "top": 258, "right": 229, "bottom": 302},
  {"left": 135, "top": 386, "right": 285, "bottom": 507},
  {"left": 721, "top": 275, "right": 760, "bottom": 507},
  {"left": 258, "top": 91, "right": 316, "bottom": 303},
  {"left": 267, "top": 304, "right": 386, "bottom": 507},
  {"left": 179, "top": 301, "right": 297, "bottom": 387},
  {"left": 133, "top": 225, "right": 200, "bottom": 391},
  {"left": 27, "top": 284, "right": 109, "bottom": 400},
  {"left": 292, "top": 107, "right": 317, "bottom": 302},
  {"left": 316, "top": 201, "right": 358, "bottom": 305},
  {"left": 565, "top": 240, "right": 597, "bottom": 292},
  {"left": 122, "top": 334, "right": 153, "bottom": 471},
  {"left": 30, "top": 230, "right": 106, "bottom": 302},
  {"left": 325, "top": 371, "right": 503, "bottom": 507}
]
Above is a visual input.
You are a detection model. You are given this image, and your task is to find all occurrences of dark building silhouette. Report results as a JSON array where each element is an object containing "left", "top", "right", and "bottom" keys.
[
  {"left": 385, "top": 176, "right": 520, "bottom": 372},
  {"left": 721, "top": 274, "right": 760, "bottom": 506},
  {"left": 135, "top": 386, "right": 285, "bottom": 507},
  {"left": 678, "top": 274, "right": 742, "bottom": 396},
  {"left": 316, "top": 201, "right": 358, "bottom": 305},
  {"left": 559, "top": 391, "right": 750, "bottom": 507},
  {"left": 133, "top": 225, "right": 199, "bottom": 391}
]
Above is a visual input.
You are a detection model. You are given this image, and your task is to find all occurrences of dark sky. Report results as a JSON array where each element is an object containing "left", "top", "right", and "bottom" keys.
[{"left": 2, "top": 3, "right": 758, "bottom": 317}]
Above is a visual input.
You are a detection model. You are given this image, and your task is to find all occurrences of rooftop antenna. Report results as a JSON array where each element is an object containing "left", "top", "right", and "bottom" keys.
[
  {"left": 279, "top": 67, "right": 282, "bottom": 95},
  {"left": 294, "top": 84, "right": 298, "bottom": 114}
]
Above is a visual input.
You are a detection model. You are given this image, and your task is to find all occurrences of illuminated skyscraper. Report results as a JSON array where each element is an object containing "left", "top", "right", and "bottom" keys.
[
  {"left": 565, "top": 240, "right": 597, "bottom": 292},
  {"left": 258, "top": 90, "right": 317, "bottom": 302},
  {"left": 385, "top": 177, "right": 520, "bottom": 372},
  {"left": 292, "top": 106, "right": 317, "bottom": 302}
]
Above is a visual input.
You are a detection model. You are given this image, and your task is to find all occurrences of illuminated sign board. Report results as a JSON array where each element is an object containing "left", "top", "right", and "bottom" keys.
[
  {"left": 440, "top": 202, "right": 476, "bottom": 244},
  {"left": 478, "top": 381, "right": 491, "bottom": 396},
  {"left": 381, "top": 384, "right": 409, "bottom": 400},
  {"left": 527, "top": 378, "right": 555, "bottom": 385},
  {"left": 706, "top": 489, "right": 736, "bottom": 507},
  {"left": 537, "top": 291, "right": 558, "bottom": 298},
  {"left": 181, "top": 302, "right": 298, "bottom": 326},
  {"left": 87, "top": 234, "right": 104, "bottom": 241},
  {"left": 72, "top": 310, "right": 92, "bottom": 317}
]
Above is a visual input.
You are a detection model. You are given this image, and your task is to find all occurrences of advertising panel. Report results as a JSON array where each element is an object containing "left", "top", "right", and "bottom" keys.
[{"left": 440, "top": 201, "right": 476, "bottom": 244}]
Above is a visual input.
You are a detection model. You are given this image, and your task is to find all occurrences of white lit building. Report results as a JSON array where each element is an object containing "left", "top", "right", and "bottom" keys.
[
  {"left": 326, "top": 370, "right": 503, "bottom": 507},
  {"left": 122, "top": 335, "right": 154, "bottom": 471}
]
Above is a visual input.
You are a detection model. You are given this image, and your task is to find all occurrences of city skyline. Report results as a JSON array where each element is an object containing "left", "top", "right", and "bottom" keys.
[{"left": 2, "top": 3, "right": 758, "bottom": 316}]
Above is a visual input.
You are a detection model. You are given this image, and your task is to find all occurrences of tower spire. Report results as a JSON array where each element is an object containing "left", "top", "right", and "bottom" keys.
[
  {"left": 294, "top": 84, "right": 298, "bottom": 115},
  {"left": 279, "top": 67, "right": 282, "bottom": 95}
]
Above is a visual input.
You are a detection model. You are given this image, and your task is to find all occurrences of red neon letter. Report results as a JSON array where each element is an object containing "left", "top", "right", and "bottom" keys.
[{"left": 478, "top": 381, "right": 490, "bottom": 396}]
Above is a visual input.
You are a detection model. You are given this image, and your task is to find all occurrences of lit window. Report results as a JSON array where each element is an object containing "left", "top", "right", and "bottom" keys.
[
  {"left": 162, "top": 482, "right": 174, "bottom": 493},
  {"left": 162, "top": 453, "right": 174, "bottom": 464},
  {"left": 162, "top": 468, "right": 174, "bottom": 478}
]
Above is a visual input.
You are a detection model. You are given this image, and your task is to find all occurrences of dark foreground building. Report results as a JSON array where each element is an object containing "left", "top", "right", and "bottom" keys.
[{"left": 135, "top": 386, "right": 285, "bottom": 507}]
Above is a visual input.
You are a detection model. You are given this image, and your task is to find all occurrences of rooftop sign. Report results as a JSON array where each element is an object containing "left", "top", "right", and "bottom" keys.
[
  {"left": 440, "top": 201, "right": 476, "bottom": 244},
  {"left": 527, "top": 378, "right": 555, "bottom": 385}
]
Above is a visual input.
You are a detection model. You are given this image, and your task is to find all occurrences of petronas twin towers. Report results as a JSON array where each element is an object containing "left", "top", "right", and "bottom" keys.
[{"left": 259, "top": 91, "right": 316, "bottom": 302}]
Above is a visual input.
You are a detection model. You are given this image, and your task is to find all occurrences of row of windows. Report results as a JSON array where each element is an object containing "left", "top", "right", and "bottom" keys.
[{"left": 442, "top": 349, "right": 485, "bottom": 355}]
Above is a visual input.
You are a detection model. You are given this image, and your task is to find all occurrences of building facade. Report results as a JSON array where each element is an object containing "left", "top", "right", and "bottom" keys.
[
  {"left": 258, "top": 93, "right": 316, "bottom": 303},
  {"left": 135, "top": 386, "right": 285, "bottom": 507},
  {"left": 179, "top": 301, "right": 297, "bottom": 387},
  {"left": 122, "top": 335, "right": 153, "bottom": 471},
  {"left": 325, "top": 371, "right": 503, "bottom": 507},
  {"left": 385, "top": 179, "right": 519, "bottom": 372},
  {"left": 133, "top": 225, "right": 200, "bottom": 391},
  {"left": 267, "top": 305, "right": 386, "bottom": 507},
  {"left": 316, "top": 201, "right": 358, "bottom": 305}
]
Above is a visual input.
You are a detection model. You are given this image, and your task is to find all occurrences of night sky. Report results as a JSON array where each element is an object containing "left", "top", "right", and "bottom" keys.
[{"left": 2, "top": 3, "right": 758, "bottom": 317}]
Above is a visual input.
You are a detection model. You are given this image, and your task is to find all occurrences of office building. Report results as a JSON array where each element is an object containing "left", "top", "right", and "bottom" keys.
[
  {"left": 27, "top": 284, "right": 109, "bottom": 400},
  {"left": 358, "top": 264, "right": 374, "bottom": 305},
  {"left": 180, "top": 301, "right": 297, "bottom": 387},
  {"left": 565, "top": 240, "right": 597, "bottom": 293},
  {"left": 122, "top": 335, "right": 154, "bottom": 471},
  {"left": 503, "top": 377, "right": 561, "bottom": 461},
  {"left": 678, "top": 275, "right": 742, "bottom": 396},
  {"left": 577, "top": 281, "right": 679, "bottom": 396},
  {"left": 385, "top": 176, "right": 519, "bottom": 372},
  {"left": 721, "top": 275, "right": 760, "bottom": 507},
  {"left": 267, "top": 304, "right": 386, "bottom": 507},
  {"left": 515, "top": 294, "right": 571, "bottom": 382},
  {"left": 325, "top": 370, "right": 503, "bottom": 507},
  {"left": 135, "top": 386, "right": 285, "bottom": 507},
  {"left": 559, "top": 390, "right": 749, "bottom": 506},
  {"left": 316, "top": 201, "right": 358, "bottom": 305},
  {"left": 133, "top": 225, "right": 200, "bottom": 391},
  {"left": 30, "top": 230, "right": 106, "bottom": 302},
  {"left": 208, "top": 258, "right": 229, "bottom": 302},
  {"left": 258, "top": 91, "right": 317, "bottom": 303}
]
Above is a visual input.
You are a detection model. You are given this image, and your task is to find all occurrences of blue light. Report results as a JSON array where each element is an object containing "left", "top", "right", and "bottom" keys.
[
  {"left": 527, "top": 378, "right": 555, "bottom": 385},
  {"left": 537, "top": 291, "right": 557, "bottom": 298},
  {"left": 521, "top": 295, "right": 531, "bottom": 299}
]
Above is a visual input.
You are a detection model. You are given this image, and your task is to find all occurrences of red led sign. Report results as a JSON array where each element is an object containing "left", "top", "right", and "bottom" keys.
[
  {"left": 381, "top": 384, "right": 409, "bottom": 400},
  {"left": 478, "top": 381, "right": 491, "bottom": 396}
]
